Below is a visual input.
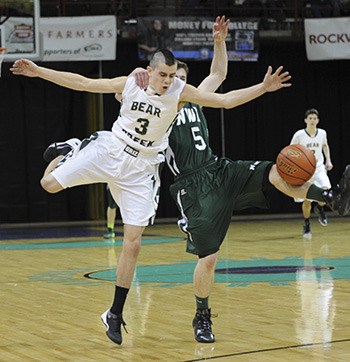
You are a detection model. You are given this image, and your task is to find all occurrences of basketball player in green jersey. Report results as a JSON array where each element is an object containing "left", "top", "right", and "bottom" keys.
[
  {"left": 162, "top": 27, "right": 350, "bottom": 345},
  {"left": 130, "top": 17, "right": 350, "bottom": 343}
]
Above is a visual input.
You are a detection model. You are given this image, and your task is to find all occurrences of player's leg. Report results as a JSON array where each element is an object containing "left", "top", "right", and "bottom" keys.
[
  {"left": 193, "top": 252, "right": 218, "bottom": 343},
  {"left": 302, "top": 200, "right": 312, "bottom": 219},
  {"left": 43, "top": 138, "right": 81, "bottom": 162},
  {"left": 104, "top": 206, "right": 117, "bottom": 239},
  {"left": 41, "top": 137, "right": 82, "bottom": 193},
  {"left": 194, "top": 253, "right": 217, "bottom": 301},
  {"left": 101, "top": 223, "right": 144, "bottom": 345},
  {"left": 171, "top": 162, "right": 235, "bottom": 343},
  {"left": 116, "top": 224, "right": 144, "bottom": 287},
  {"left": 41, "top": 171, "right": 64, "bottom": 193},
  {"left": 40, "top": 133, "right": 107, "bottom": 194},
  {"left": 269, "top": 165, "right": 312, "bottom": 198},
  {"left": 269, "top": 164, "right": 350, "bottom": 216},
  {"left": 101, "top": 156, "right": 162, "bottom": 345},
  {"left": 314, "top": 202, "right": 328, "bottom": 226},
  {"left": 312, "top": 166, "right": 332, "bottom": 226},
  {"left": 104, "top": 186, "right": 118, "bottom": 239},
  {"left": 41, "top": 156, "right": 65, "bottom": 193},
  {"left": 302, "top": 200, "right": 312, "bottom": 239},
  {"left": 40, "top": 137, "right": 100, "bottom": 193}
]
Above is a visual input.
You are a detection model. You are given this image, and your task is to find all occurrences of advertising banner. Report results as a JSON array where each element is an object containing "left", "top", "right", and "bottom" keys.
[
  {"left": 137, "top": 17, "right": 260, "bottom": 61},
  {"left": 305, "top": 18, "right": 350, "bottom": 60},
  {"left": 40, "top": 16, "right": 117, "bottom": 61},
  {"left": 1, "top": 17, "right": 36, "bottom": 54}
]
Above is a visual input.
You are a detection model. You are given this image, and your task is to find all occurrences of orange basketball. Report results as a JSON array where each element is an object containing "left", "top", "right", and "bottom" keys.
[{"left": 276, "top": 144, "right": 316, "bottom": 186}]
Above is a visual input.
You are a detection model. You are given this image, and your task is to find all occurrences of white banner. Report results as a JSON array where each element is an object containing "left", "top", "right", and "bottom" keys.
[
  {"left": 2, "top": 17, "right": 36, "bottom": 54},
  {"left": 40, "top": 16, "right": 117, "bottom": 61},
  {"left": 305, "top": 18, "right": 350, "bottom": 61}
]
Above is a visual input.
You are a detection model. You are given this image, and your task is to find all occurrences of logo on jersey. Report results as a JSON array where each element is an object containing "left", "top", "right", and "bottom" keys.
[
  {"left": 131, "top": 101, "right": 161, "bottom": 118},
  {"left": 175, "top": 107, "right": 201, "bottom": 126},
  {"left": 306, "top": 142, "right": 319, "bottom": 148},
  {"left": 124, "top": 145, "right": 139, "bottom": 157},
  {"left": 249, "top": 161, "right": 261, "bottom": 171}
]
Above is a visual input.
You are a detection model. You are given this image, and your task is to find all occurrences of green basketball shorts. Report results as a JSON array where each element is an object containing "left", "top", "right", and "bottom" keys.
[{"left": 170, "top": 159, "right": 273, "bottom": 257}]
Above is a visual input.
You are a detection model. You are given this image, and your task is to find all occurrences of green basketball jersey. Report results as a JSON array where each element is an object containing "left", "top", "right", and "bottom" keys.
[{"left": 165, "top": 103, "right": 215, "bottom": 176}]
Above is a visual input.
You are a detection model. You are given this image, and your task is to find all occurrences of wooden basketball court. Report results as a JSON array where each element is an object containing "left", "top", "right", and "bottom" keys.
[{"left": 1, "top": 215, "right": 350, "bottom": 361}]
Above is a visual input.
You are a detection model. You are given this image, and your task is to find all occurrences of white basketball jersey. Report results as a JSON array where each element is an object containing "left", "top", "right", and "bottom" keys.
[
  {"left": 112, "top": 76, "right": 185, "bottom": 155},
  {"left": 290, "top": 128, "right": 328, "bottom": 167}
]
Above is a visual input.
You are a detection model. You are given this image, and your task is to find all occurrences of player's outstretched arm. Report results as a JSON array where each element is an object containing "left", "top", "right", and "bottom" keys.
[
  {"left": 198, "top": 15, "right": 229, "bottom": 92},
  {"left": 181, "top": 66, "right": 292, "bottom": 109},
  {"left": 10, "top": 59, "right": 127, "bottom": 94}
]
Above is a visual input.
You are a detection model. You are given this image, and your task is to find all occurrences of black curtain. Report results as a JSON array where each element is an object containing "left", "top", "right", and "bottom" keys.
[
  {"left": 0, "top": 62, "right": 96, "bottom": 223},
  {"left": 1, "top": 40, "right": 349, "bottom": 223}
]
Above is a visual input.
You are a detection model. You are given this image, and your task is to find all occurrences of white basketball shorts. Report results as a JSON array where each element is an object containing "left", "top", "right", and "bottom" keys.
[{"left": 52, "top": 131, "right": 164, "bottom": 226}]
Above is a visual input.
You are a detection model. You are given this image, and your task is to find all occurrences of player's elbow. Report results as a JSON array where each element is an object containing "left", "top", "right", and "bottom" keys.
[
  {"left": 79, "top": 79, "right": 94, "bottom": 91},
  {"left": 223, "top": 98, "right": 240, "bottom": 109},
  {"left": 219, "top": 72, "right": 227, "bottom": 83}
]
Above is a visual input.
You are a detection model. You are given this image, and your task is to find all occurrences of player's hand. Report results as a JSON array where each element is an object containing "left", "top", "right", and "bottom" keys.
[
  {"left": 129, "top": 67, "right": 149, "bottom": 89},
  {"left": 213, "top": 15, "right": 230, "bottom": 42},
  {"left": 10, "top": 59, "right": 39, "bottom": 77},
  {"left": 325, "top": 161, "right": 333, "bottom": 171},
  {"left": 263, "top": 66, "right": 292, "bottom": 92}
]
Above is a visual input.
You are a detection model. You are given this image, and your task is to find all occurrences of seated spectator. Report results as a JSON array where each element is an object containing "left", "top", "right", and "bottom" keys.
[
  {"left": 309, "top": 0, "right": 333, "bottom": 17},
  {"left": 241, "top": 0, "right": 266, "bottom": 17},
  {"left": 264, "top": 0, "right": 287, "bottom": 29},
  {"left": 341, "top": 0, "right": 350, "bottom": 15}
]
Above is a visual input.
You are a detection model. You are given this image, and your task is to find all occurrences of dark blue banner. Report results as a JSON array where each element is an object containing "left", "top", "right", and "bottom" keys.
[{"left": 137, "top": 17, "right": 260, "bottom": 62}]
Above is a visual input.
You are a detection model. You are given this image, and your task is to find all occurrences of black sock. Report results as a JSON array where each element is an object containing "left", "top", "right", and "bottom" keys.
[
  {"left": 111, "top": 286, "right": 129, "bottom": 315},
  {"left": 195, "top": 296, "right": 209, "bottom": 310}
]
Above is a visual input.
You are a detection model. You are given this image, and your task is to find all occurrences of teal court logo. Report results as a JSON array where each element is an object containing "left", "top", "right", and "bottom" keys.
[
  {"left": 6, "top": 237, "right": 348, "bottom": 287},
  {"left": 84, "top": 256, "right": 350, "bottom": 287}
]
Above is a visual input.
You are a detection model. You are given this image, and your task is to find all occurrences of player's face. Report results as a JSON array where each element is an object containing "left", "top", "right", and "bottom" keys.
[
  {"left": 153, "top": 19, "right": 162, "bottom": 30},
  {"left": 148, "top": 63, "right": 177, "bottom": 95},
  {"left": 305, "top": 114, "right": 319, "bottom": 127},
  {"left": 176, "top": 68, "right": 187, "bottom": 83}
]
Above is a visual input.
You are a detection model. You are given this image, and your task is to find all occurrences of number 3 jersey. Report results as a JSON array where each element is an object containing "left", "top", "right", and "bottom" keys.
[
  {"left": 165, "top": 103, "right": 215, "bottom": 176},
  {"left": 112, "top": 76, "right": 185, "bottom": 155}
]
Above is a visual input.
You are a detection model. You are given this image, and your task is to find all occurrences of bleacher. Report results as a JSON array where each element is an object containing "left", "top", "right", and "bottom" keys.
[{"left": 39, "top": 0, "right": 350, "bottom": 40}]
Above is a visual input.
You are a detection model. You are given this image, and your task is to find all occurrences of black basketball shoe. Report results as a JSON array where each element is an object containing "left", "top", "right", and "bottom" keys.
[
  {"left": 302, "top": 219, "right": 312, "bottom": 239},
  {"left": 192, "top": 308, "right": 215, "bottom": 343},
  {"left": 43, "top": 138, "right": 81, "bottom": 162},
  {"left": 100, "top": 309, "right": 127, "bottom": 345},
  {"left": 322, "top": 165, "right": 350, "bottom": 216},
  {"left": 314, "top": 204, "right": 328, "bottom": 226}
]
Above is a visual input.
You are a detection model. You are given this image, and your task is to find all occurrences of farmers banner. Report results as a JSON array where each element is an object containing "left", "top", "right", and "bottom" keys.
[{"left": 40, "top": 16, "right": 117, "bottom": 61}]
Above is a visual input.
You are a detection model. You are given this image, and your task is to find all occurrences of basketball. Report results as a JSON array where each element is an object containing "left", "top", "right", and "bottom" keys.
[{"left": 276, "top": 144, "right": 316, "bottom": 186}]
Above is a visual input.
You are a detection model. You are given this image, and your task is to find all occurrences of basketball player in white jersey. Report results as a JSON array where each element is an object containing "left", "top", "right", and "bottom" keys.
[
  {"left": 291, "top": 108, "right": 333, "bottom": 239},
  {"left": 10, "top": 37, "right": 293, "bottom": 345}
]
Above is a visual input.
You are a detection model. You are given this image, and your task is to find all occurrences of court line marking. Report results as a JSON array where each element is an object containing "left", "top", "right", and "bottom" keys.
[
  {"left": 183, "top": 338, "right": 350, "bottom": 361},
  {"left": 0, "top": 237, "right": 184, "bottom": 250}
]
